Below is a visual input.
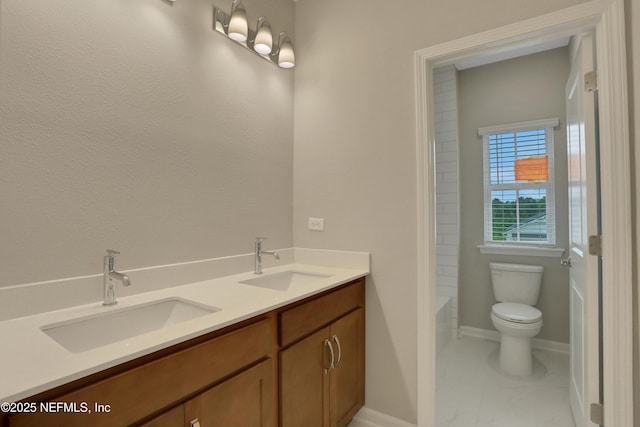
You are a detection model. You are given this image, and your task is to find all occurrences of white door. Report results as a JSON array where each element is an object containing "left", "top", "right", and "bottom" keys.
[{"left": 565, "top": 33, "right": 600, "bottom": 427}]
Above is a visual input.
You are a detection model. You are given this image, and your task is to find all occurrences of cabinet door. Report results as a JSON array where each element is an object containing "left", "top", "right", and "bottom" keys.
[
  {"left": 139, "top": 405, "right": 184, "bottom": 427},
  {"left": 280, "top": 327, "right": 331, "bottom": 427},
  {"left": 330, "top": 308, "right": 364, "bottom": 427},
  {"left": 185, "top": 359, "right": 274, "bottom": 427}
]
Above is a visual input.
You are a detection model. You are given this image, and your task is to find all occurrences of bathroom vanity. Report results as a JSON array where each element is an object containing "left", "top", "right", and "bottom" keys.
[{"left": 1, "top": 273, "right": 365, "bottom": 427}]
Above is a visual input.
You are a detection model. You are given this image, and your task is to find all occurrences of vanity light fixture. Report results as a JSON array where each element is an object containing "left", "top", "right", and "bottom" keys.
[{"left": 213, "top": 0, "right": 295, "bottom": 69}]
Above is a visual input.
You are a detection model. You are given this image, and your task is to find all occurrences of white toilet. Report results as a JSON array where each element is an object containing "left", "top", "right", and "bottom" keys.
[{"left": 490, "top": 262, "right": 544, "bottom": 377}]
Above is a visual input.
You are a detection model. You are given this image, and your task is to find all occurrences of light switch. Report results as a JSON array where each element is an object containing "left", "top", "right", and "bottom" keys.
[{"left": 308, "top": 218, "right": 325, "bottom": 231}]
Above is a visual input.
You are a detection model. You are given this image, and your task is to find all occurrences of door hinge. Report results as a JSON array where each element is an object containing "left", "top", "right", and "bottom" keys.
[
  {"left": 560, "top": 257, "right": 572, "bottom": 267},
  {"left": 590, "top": 402, "right": 604, "bottom": 425},
  {"left": 589, "top": 235, "right": 602, "bottom": 256},
  {"left": 585, "top": 71, "right": 598, "bottom": 92}
]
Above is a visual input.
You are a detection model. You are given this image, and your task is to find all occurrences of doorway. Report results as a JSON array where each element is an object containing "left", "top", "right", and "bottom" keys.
[
  {"left": 415, "top": 1, "right": 632, "bottom": 426},
  {"left": 434, "top": 43, "right": 576, "bottom": 425}
]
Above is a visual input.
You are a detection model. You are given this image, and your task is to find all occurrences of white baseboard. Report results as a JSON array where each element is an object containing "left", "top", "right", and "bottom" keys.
[
  {"left": 350, "top": 406, "right": 417, "bottom": 427},
  {"left": 458, "top": 325, "right": 570, "bottom": 354}
]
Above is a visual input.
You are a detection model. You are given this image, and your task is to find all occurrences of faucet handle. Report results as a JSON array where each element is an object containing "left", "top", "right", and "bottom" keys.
[
  {"left": 106, "top": 249, "right": 120, "bottom": 257},
  {"left": 255, "top": 237, "right": 267, "bottom": 241}
]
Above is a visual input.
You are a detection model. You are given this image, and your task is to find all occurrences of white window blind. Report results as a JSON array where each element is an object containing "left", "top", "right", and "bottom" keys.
[{"left": 479, "top": 118, "right": 558, "bottom": 246}]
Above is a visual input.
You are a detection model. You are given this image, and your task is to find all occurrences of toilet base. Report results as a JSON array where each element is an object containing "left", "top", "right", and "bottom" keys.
[
  {"left": 487, "top": 348, "right": 547, "bottom": 380},
  {"left": 490, "top": 311, "right": 543, "bottom": 377},
  {"left": 499, "top": 334, "right": 534, "bottom": 376}
]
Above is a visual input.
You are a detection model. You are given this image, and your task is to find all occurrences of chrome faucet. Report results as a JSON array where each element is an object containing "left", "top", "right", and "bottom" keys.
[
  {"left": 254, "top": 237, "right": 280, "bottom": 274},
  {"left": 103, "top": 249, "right": 131, "bottom": 306}
]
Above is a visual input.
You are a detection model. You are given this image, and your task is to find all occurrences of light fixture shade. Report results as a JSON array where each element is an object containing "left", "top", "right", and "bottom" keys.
[
  {"left": 253, "top": 18, "right": 273, "bottom": 55},
  {"left": 277, "top": 33, "right": 295, "bottom": 68},
  {"left": 228, "top": 0, "right": 248, "bottom": 42}
]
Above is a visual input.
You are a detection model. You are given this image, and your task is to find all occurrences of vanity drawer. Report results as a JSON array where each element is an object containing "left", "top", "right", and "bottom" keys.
[
  {"left": 9, "top": 318, "right": 273, "bottom": 427},
  {"left": 279, "top": 278, "right": 364, "bottom": 347}
]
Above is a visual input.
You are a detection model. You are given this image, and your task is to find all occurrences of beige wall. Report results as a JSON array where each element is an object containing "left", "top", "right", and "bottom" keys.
[
  {"left": 293, "top": 0, "right": 587, "bottom": 422},
  {"left": 0, "top": 0, "right": 294, "bottom": 286},
  {"left": 457, "top": 48, "right": 571, "bottom": 343}
]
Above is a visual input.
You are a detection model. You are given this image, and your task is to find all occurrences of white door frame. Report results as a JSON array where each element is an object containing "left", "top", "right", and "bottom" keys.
[{"left": 414, "top": 0, "right": 633, "bottom": 425}]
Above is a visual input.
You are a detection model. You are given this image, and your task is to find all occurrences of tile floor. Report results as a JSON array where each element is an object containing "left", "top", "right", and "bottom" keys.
[{"left": 436, "top": 336, "right": 575, "bottom": 427}]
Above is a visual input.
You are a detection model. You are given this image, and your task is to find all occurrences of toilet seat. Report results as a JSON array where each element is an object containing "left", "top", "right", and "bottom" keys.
[{"left": 492, "top": 302, "right": 542, "bottom": 324}]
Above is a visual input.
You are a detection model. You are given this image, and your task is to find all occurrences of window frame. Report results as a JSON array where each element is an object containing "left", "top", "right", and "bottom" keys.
[{"left": 479, "top": 118, "right": 559, "bottom": 247}]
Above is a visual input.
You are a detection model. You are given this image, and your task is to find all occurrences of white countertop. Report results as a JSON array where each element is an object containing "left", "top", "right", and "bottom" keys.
[{"left": 0, "top": 263, "right": 368, "bottom": 402}]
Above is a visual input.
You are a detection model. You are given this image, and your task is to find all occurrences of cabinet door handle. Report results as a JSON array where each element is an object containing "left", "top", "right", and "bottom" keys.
[
  {"left": 190, "top": 419, "right": 201, "bottom": 427},
  {"left": 324, "top": 339, "right": 335, "bottom": 374},
  {"left": 332, "top": 335, "right": 342, "bottom": 367}
]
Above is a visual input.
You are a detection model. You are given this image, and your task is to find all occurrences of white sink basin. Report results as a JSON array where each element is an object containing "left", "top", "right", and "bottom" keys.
[
  {"left": 41, "top": 298, "right": 220, "bottom": 353},
  {"left": 239, "top": 270, "right": 332, "bottom": 291}
]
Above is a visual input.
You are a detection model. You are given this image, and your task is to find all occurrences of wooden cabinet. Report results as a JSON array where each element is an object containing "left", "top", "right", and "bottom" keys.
[
  {"left": 5, "top": 278, "right": 365, "bottom": 427},
  {"left": 8, "top": 318, "right": 275, "bottom": 427},
  {"left": 143, "top": 359, "right": 273, "bottom": 427},
  {"left": 140, "top": 405, "right": 184, "bottom": 427},
  {"left": 280, "top": 327, "right": 330, "bottom": 426},
  {"left": 330, "top": 309, "right": 364, "bottom": 427},
  {"left": 183, "top": 359, "right": 273, "bottom": 427},
  {"left": 280, "top": 279, "right": 365, "bottom": 427}
]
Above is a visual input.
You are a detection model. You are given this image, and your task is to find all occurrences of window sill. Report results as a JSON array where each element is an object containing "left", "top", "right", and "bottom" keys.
[{"left": 477, "top": 244, "right": 565, "bottom": 258}]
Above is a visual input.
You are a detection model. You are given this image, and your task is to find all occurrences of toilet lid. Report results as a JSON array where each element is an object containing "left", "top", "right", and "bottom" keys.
[{"left": 492, "top": 302, "right": 542, "bottom": 323}]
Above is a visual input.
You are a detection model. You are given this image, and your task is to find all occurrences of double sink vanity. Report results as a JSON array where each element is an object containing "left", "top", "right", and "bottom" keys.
[{"left": 0, "top": 249, "right": 369, "bottom": 427}]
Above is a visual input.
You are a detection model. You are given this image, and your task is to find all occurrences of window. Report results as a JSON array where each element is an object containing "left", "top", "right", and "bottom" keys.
[{"left": 479, "top": 118, "right": 558, "bottom": 246}]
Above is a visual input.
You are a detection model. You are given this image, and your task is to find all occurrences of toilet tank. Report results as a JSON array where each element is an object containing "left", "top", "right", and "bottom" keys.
[{"left": 490, "top": 262, "right": 544, "bottom": 305}]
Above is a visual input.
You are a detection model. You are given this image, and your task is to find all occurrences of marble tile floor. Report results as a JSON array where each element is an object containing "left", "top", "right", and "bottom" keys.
[{"left": 436, "top": 336, "right": 575, "bottom": 427}]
